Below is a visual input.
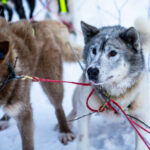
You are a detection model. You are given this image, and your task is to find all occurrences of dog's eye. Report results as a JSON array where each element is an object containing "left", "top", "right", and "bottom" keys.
[
  {"left": 108, "top": 51, "right": 117, "bottom": 57},
  {"left": 92, "top": 48, "right": 97, "bottom": 55}
]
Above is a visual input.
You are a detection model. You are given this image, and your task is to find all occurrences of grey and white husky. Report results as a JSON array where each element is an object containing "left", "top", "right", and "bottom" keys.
[{"left": 68, "top": 18, "right": 150, "bottom": 150}]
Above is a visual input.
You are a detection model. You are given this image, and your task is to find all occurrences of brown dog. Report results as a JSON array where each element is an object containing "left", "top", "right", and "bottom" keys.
[{"left": 0, "top": 18, "right": 81, "bottom": 150}]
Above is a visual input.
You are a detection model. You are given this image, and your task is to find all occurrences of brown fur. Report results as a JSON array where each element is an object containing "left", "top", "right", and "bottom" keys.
[{"left": 0, "top": 18, "right": 81, "bottom": 150}]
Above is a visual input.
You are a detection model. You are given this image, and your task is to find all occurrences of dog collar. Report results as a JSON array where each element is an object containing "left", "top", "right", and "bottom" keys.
[
  {"left": 95, "top": 85, "right": 135, "bottom": 102},
  {"left": 0, "top": 63, "right": 21, "bottom": 91},
  {"left": 95, "top": 86, "right": 116, "bottom": 100},
  {"left": 94, "top": 85, "right": 135, "bottom": 113}
]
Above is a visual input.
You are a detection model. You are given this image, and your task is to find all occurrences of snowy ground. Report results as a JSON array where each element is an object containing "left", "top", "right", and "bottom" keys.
[{"left": 0, "top": 0, "right": 150, "bottom": 150}]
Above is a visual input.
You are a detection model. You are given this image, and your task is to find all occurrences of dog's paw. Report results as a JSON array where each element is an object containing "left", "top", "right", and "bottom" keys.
[
  {"left": 59, "top": 132, "right": 75, "bottom": 145},
  {"left": 0, "top": 121, "right": 9, "bottom": 131}
]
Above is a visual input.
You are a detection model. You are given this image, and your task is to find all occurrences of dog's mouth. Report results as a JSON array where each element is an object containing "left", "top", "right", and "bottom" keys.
[{"left": 89, "top": 76, "right": 114, "bottom": 86}]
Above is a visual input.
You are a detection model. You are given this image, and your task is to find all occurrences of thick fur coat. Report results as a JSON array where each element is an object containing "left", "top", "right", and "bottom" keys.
[
  {"left": 0, "top": 18, "right": 81, "bottom": 150},
  {"left": 68, "top": 18, "right": 150, "bottom": 150}
]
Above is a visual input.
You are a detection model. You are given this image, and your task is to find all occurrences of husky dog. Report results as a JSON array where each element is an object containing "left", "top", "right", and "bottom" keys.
[
  {"left": 0, "top": 18, "right": 82, "bottom": 150},
  {"left": 68, "top": 18, "right": 150, "bottom": 150}
]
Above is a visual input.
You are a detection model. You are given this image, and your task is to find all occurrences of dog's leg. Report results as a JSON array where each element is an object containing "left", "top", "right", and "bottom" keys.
[
  {"left": 36, "top": 43, "right": 75, "bottom": 144},
  {"left": 0, "top": 114, "right": 10, "bottom": 130},
  {"left": 4, "top": 4, "right": 13, "bottom": 21},
  {"left": 55, "top": 105, "right": 75, "bottom": 144},
  {"left": 4, "top": 103, "right": 34, "bottom": 150},
  {"left": 0, "top": 5, "right": 5, "bottom": 19},
  {"left": 16, "top": 104, "right": 34, "bottom": 150},
  {"left": 4, "top": 89, "right": 34, "bottom": 150},
  {"left": 77, "top": 116, "right": 93, "bottom": 150},
  {"left": 67, "top": 109, "right": 77, "bottom": 128},
  {"left": 67, "top": 87, "right": 78, "bottom": 128},
  {"left": 12, "top": 0, "right": 26, "bottom": 19},
  {"left": 40, "top": 81, "right": 75, "bottom": 145},
  {"left": 26, "top": 0, "right": 35, "bottom": 18}
]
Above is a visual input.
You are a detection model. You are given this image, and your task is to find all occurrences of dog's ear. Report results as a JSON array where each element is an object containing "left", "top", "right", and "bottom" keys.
[
  {"left": 120, "top": 27, "right": 141, "bottom": 52},
  {"left": 81, "top": 21, "right": 99, "bottom": 44},
  {"left": 0, "top": 41, "right": 9, "bottom": 62}
]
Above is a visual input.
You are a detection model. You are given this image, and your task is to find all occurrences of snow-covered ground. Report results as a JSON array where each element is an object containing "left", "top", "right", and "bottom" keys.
[{"left": 0, "top": 0, "right": 150, "bottom": 150}]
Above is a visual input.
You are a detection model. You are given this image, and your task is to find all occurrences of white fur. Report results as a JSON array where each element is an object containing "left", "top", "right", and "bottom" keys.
[
  {"left": 102, "top": 59, "right": 131, "bottom": 97},
  {"left": 0, "top": 121, "right": 9, "bottom": 130},
  {"left": 72, "top": 18, "right": 150, "bottom": 150},
  {"left": 77, "top": 117, "right": 91, "bottom": 150},
  {"left": 134, "top": 17, "right": 150, "bottom": 39},
  {"left": 4, "top": 102, "right": 24, "bottom": 117},
  {"left": 75, "top": 73, "right": 149, "bottom": 150},
  {"left": 74, "top": 18, "right": 150, "bottom": 150},
  {"left": 135, "top": 17, "right": 150, "bottom": 54}
]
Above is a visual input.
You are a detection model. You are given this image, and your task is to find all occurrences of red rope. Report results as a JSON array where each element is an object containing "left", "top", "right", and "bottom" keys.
[
  {"left": 86, "top": 88, "right": 106, "bottom": 112},
  {"left": 108, "top": 99, "right": 150, "bottom": 150},
  {"left": 86, "top": 89, "right": 97, "bottom": 112},
  {"left": 24, "top": 75, "right": 150, "bottom": 149},
  {"left": 107, "top": 100, "right": 118, "bottom": 113},
  {"left": 86, "top": 90, "right": 150, "bottom": 149},
  {"left": 22, "top": 0, "right": 150, "bottom": 148},
  {"left": 32, "top": 77, "right": 91, "bottom": 86},
  {"left": 87, "top": 97, "right": 150, "bottom": 149},
  {"left": 132, "top": 120, "right": 150, "bottom": 134}
]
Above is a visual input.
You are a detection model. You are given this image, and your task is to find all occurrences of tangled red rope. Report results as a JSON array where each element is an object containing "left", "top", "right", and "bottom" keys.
[
  {"left": 86, "top": 89, "right": 150, "bottom": 150},
  {"left": 22, "top": 75, "right": 150, "bottom": 149}
]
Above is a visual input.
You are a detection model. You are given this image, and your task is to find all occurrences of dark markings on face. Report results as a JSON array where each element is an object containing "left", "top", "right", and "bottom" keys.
[
  {"left": 82, "top": 24, "right": 145, "bottom": 80},
  {"left": 100, "top": 38, "right": 108, "bottom": 51}
]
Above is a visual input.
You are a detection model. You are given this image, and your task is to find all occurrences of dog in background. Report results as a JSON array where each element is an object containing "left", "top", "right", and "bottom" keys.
[
  {"left": 0, "top": 18, "right": 82, "bottom": 149},
  {"left": 0, "top": 0, "right": 35, "bottom": 21},
  {"left": 68, "top": 17, "right": 150, "bottom": 150}
]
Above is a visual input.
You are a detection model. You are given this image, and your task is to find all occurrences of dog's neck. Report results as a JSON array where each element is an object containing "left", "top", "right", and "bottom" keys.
[{"left": 95, "top": 72, "right": 144, "bottom": 101}]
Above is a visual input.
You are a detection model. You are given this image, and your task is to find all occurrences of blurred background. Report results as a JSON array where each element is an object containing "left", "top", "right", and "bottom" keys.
[{"left": 0, "top": 0, "right": 150, "bottom": 150}]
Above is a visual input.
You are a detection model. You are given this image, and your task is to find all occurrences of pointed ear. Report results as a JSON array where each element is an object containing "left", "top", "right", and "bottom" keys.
[
  {"left": 0, "top": 41, "right": 9, "bottom": 62},
  {"left": 120, "top": 27, "right": 141, "bottom": 51},
  {"left": 81, "top": 21, "right": 99, "bottom": 44}
]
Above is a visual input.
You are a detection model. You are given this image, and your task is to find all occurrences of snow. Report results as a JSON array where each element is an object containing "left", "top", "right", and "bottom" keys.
[{"left": 0, "top": 0, "right": 150, "bottom": 150}]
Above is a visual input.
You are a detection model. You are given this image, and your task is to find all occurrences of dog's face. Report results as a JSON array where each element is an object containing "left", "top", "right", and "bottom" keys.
[{"left": 81, "top": 22, "right": 144, "bottom": 90}]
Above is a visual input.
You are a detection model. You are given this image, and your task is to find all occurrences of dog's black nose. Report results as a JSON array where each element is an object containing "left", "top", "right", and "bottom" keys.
[{"left": 87, "top": 67, "right": 99, "bottom": 81}]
